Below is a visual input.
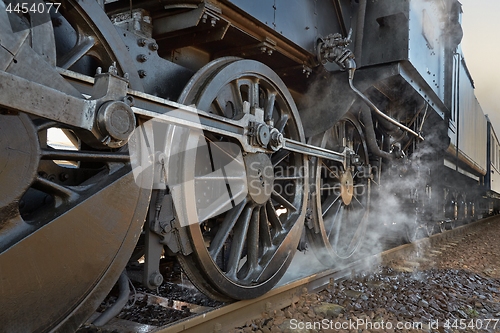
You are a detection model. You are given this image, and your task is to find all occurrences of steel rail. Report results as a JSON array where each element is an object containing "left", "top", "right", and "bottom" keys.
[{"left": 96, "top": 216, "right": 499, "bottom": 333}]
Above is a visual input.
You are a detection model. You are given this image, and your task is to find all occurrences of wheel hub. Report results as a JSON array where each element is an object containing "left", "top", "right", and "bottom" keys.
[
  {"left": 340, "top": 169, "right": 354, "bottom": 205},
  {"left": 244, "top": 153, "right": 274, "bottom": 205}
]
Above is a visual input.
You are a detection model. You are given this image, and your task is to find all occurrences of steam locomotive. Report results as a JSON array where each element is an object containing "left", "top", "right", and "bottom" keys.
[{"left": 0, "top": 0, "right": 497, "bottom": 331}]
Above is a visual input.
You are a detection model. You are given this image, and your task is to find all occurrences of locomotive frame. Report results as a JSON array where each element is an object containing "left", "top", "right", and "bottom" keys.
[{"left": 0, "top": 0, "right": 496, "bottom": 331}]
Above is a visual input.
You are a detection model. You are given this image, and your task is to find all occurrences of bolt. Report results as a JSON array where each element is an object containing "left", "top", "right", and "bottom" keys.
[
  {"left": 137, "top": 38, "right": 147, "bottom": 47},
  {"left": 96, "top": 67, "right": 102, "bottom": 75},
  {"left": 149, "top": 42, "right": 159, "bottom": 51},
  {"left": 138, "top": 69, "right": 147, "bottom": 78},
  {"left": 137, "top": 54, "right": 148, "bottom": 62},
  {"left": 269, "top": 129, "right": 283, "bottom": 151},
  {"left": 108, "top": 62, "right": 118, "bottom": 75},
  {"left": 271, "top": 131, "right": 283, "bottom": 145},
  {"left": 267, "top": 49, "right": 273, "bottom": 55},
  {"left": 149, "top": 272, "right": 163, "bottom": 287},
  {"left": 123, "top": 95, "right": 135, "bottom": 106}
]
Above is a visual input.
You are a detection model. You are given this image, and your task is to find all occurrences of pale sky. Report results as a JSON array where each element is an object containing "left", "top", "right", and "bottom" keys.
[{"left": 458, "top": 0, "right": 500, "bottom": 131}]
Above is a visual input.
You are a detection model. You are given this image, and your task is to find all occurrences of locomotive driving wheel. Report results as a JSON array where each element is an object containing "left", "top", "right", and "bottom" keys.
[
  {"left": 307, "top": 113, "right": 370, "bottom": 266},
  {"left": 169, "top": 58, "right": 308, "bottom": 300},
  {"left": 0, "top": 2, "right": 148, "bottom": 332}
]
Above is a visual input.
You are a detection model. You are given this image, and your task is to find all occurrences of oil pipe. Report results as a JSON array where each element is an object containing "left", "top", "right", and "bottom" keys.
[
  {"left": 93, "top": 271, "right": 130, "bottom": 326},
  {"left": 354, "top": 0, "right": 367, "bottom": 61},
  {"left": 347, "top": 67, "right": 424, "bottom": 141}
]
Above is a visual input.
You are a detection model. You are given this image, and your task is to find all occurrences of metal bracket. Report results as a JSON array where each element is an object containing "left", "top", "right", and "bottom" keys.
[
  {"left": 317, "top": 30, "right": 355, "bottom": 71},
  {"left": 143, "top": 190, "right": 167, "bottom": 290},
  {"left": 0, "top": 67, "right": 349, "bottom": 165},
  {"left": 149, "top": 191, "right": 193, "bottom": 256}
]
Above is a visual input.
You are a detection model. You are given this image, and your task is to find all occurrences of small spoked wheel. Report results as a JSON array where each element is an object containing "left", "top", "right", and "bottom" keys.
[
  {"left": 439, "top": 221, "right": 446, "bottom": 233},
  {"left": 307, "top": 113, "right": 370, "bottom": 266},
  {"left": 423, "top": 220, "right": 435, "bottom": 237},
  {"left": 169, "top": 58, "right": 308, "bottom": 300}
]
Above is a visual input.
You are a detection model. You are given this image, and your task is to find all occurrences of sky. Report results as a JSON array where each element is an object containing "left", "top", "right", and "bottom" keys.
[{"left": 458, "top": 0, "right": 500, "bottom": 131}]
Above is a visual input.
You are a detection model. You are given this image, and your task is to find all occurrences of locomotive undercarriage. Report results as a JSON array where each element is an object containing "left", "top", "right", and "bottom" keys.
[{"left": 0, "top": 0, "right": 476, "bottom": 331}]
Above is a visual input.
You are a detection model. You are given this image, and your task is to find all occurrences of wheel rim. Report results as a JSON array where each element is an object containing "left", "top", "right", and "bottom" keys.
[
  {"left": 170, "top": 59, "right": 308, "bottom": 300},
  {"left": 307, "top": 113, "right": 370, "bottom": 265},
  {"left": 0, "top": 3, "right": 148, "bottom": 332}
]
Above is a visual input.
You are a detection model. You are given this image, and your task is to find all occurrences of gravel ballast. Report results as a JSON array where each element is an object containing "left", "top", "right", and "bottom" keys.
[{"left": 231, "top": 218, "right": 500, "bottom": 333}]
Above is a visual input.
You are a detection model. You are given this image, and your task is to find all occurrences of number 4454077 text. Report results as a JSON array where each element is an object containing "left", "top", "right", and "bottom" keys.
[{"left": 5, "top": 2, "right": 61, "bottom": 14}]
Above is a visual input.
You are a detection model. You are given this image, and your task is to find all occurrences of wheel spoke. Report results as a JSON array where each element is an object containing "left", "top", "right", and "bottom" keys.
[
  {"left": 246, "top": 207, "right": 260, "bottom": 272},
  {"left": 351, "top": 192, "right": 365, "bottom": 208},
  {"left": 230, "top": 80, "right": 244, "bottom": 112},
  {"left": 322, "top": 193, "right": 341, "bottom": 216},
  {"left": 259, "top": 206, "right": 272, "bottom": 250},
  {"left": 265, "top": 92, "right": 276, "bottom": 123},
  {"left": 212, "top": 97, "right": 226, "bottom": 116},
  {"left": 266, "top": 200, "right": 283, "bottom": 232},
  {"left": 57, "top": 36, "right": 95, "bottom": 69},
  {"left": 195, "top": 175, "right": 244, "bottom": 181},
  {"left": 34, "top": 175, "right": 77, "bottom": 199},
  {"left": 275, "top": 175, "right": 301, "bottom": 180},
  {"left": 249, "top": 81, "right": 259, "bottom": 108},
  {"left": 343, "top": 219, "right": 364, "bottom": 251},
  {"left": 226, "top": 204, "right": 253, "bottom": 278},
  {"left": 271, "top": 191, "right": 297, "bottom": 212},
  {"left": 271, "top": 150, "right": 291, "bottom": 167},
  {"left": 208, "top": 199, "right": 247, "bottom": 259},
  {"left": 275, "top": 114, "right": 289, "bottom": 133},
  {"left": 328, "top": 204, "right": 344, "bottom": 242},
  {"left": 41, "top": 149, "right": 129, "bottom": 162},
  {"left": 321, "top": 161, "right": 341, "bottom": 179}
]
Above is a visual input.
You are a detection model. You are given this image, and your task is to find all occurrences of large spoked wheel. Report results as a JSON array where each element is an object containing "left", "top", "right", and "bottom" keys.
[
  {"left": 306, "top": 113, "right": 370, "bottom": 266},
  {"left": 0, "top": 3, "right": 148, "bottom": 332},
  {"left": 169, "top": 58, "right": 308, "bottom": 300}
]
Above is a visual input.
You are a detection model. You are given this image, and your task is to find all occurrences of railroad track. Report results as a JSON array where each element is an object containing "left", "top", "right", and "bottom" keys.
[{"left": 88, "top": 216, "right": 498, "bottom": 333}]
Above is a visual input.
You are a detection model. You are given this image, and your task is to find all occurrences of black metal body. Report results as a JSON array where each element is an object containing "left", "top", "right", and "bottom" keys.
[{"left": 0, "top": 0, "right": 497, "bottom": 331}]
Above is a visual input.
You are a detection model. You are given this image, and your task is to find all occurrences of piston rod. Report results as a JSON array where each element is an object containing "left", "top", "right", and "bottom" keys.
[{"left": 0, "top": 69, "right": 347, "bottom": 164}]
